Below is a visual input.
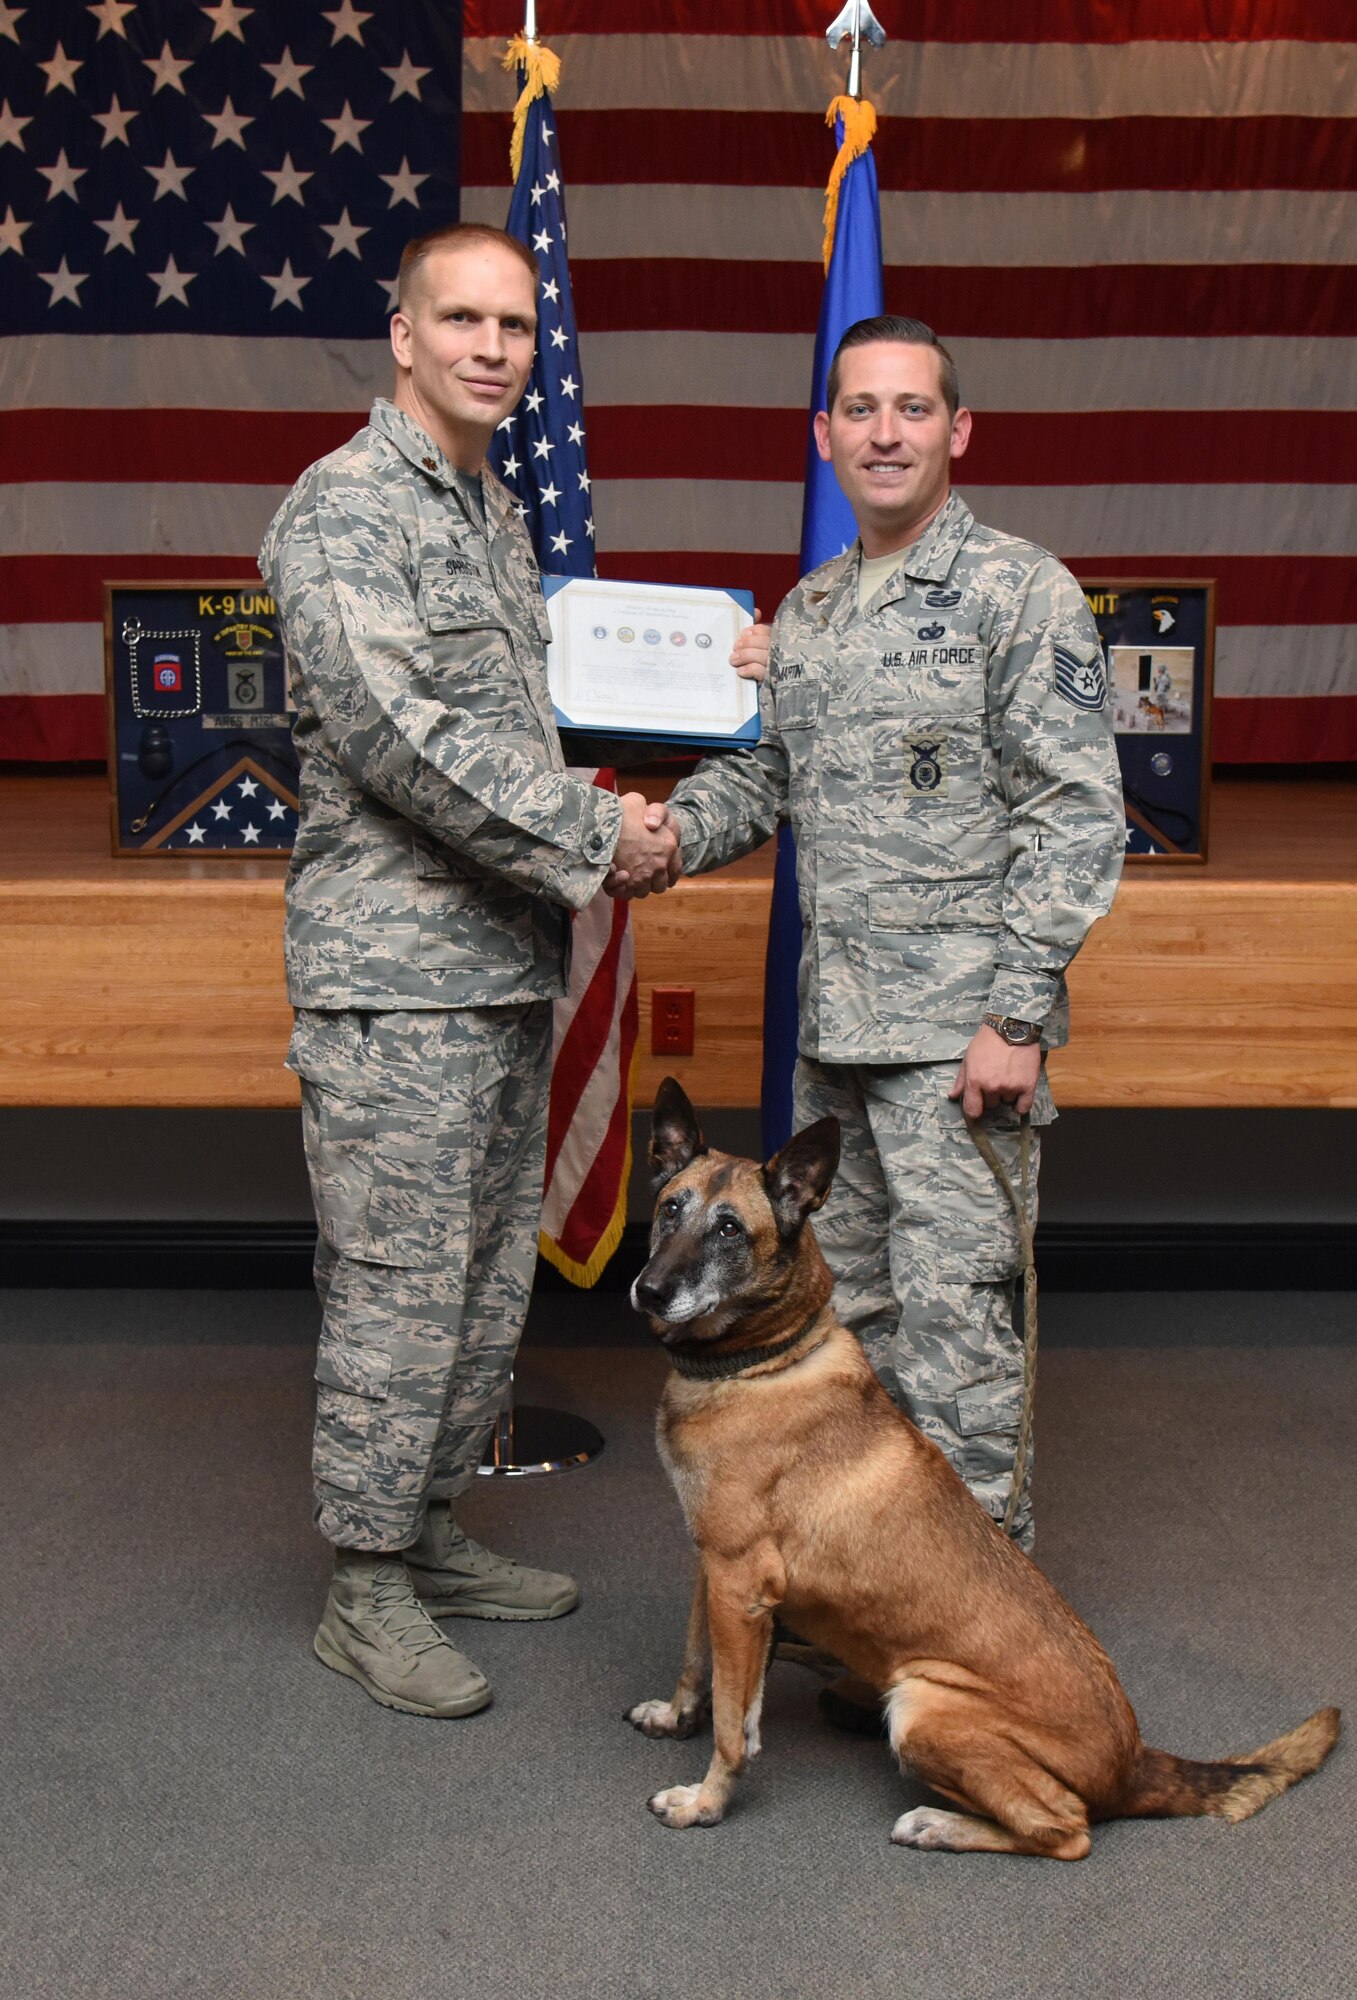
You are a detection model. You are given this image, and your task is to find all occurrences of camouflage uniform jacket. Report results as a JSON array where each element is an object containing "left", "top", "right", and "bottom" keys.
[
  {"left": 667, "top": 493, "right": 1124, "bottom": 1064},
  {"left": 259, "top": 398, "right": 622, "bottom": 1010}
]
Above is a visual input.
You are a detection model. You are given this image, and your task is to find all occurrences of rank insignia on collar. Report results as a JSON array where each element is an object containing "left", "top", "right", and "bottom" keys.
[
  {"left": 924, "top": 588, "right": 961, "bottom": 609},
  {"left": 908, "top": 739, "right": 948, "bottom": 793},
  {"left": 1053, "top": 643, "right": 1108, "bottom": 711}
]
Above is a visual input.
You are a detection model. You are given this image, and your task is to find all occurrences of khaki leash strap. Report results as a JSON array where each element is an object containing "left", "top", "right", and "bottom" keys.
[{"left": 963, "top": 1110, "right": 1037, "bottom": 1536}]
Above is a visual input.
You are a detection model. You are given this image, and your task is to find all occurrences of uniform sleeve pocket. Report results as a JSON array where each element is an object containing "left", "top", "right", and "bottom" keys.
[
  {"left": 775, "top": 682, "right": 819, "bottom": 730},
  {"left": 869, "top": 874, "right": 1003, "bottom": 931}
]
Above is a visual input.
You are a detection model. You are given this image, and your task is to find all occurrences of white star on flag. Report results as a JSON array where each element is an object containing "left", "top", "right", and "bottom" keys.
[
  {"left": 549, "top": 325, "right": 568, "bottom": 350},
  {"left": 39, "top": 257, "right": 86, "bottom": 305},
  {"left": 38, "top": 150, "right": 86, "bottom": 201},
  {"left": 263, "top": 154, "right": 312, "bottom": 205},
  {"left": 95, "top": 204, "right": 138, "bottom": 254},
  {"left": 201, "top": 1, "right": 253, "bottom": 42},
  {"left": 0, "top": 206, "right": 27, "bottom": 254},
  {"left": 211, "top": 798, "right": 232, "bottom": 821},
  {"left": 143, "top": 42, "right": 192, "bottom": 95},
  {"left": 262, "top": 260, "right": 309, "bottom": 310},
  {"left": 0, "top": 3, "right": 24, "bottom": 44},
  {"left": 207, "top": 204, "right": 253, "bottom": 255},
  {"left": 322, "top": 209, "right": 369, "bottom": 259},
  {"left": 88, "top": 1, "right": 136, "bottom": 38},
  {"left": 538, "top": 480, "right": 561, "bottom": 507},
  {"left": 204, "top": 98, "right": 253, "bottom": 149},
  {"left": 532, "top": 437, "right": 554, "bottom": 460},
  {"left": 92, "top": 96, "right": 136, "bottom": 146},
  {"left": 549, "top": 530, "right": 572, "bottom": 554},
  {"left": 532, "top": 228, "right": 551, "bottom": 253},
  {"left": 380, "top": 158, "right": 427, "bottom": 207},
  {"left": 323, "top": 2, "right": 370, "bottom": 46},
  {"left": 185, "top": 822, "right": 206, "bottom": 844},
  {"left": 149, "top": 256, "right": 195, "bottom": 306},
  {"left": 146, "top": 151, "right": 193, "bottom": 201},
  {"left": 241, "top": 823, "right": 261, "bottom": 844},
  {"left": 39, "top": 43, "right": 83, "bottom": 94},
  {"left": 0, "top": 100, "right": 32, "bottom": 147},
  {"left": 322, "top": 102, "right": 371, "bottom": 153},
  {"left": 267, "top": 799, "right": 287, "bottom": 822},
  {"left": 262, "top": 49, "right": 312, "bottom": 98},
  {"left": 560, "top": 374, "right": 578, "bottom": 399},
  {"left": 382, "top": 53, "right": 429, "bottom": 100},
  {"left": 237, "top": 775, "right": 259, "bottom": 797}
]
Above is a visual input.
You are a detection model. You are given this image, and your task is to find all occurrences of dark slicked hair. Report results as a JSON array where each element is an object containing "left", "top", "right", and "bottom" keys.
[
  {"left": 397, "top": 224, "right": 538, "bottom": 310},
  {"left": 825, "top": 315, "right": 960, "bottom": 421}
]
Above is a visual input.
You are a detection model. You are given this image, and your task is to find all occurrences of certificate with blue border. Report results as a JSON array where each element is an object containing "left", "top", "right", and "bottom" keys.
[{"left": 542, "top": 576, "right": 760, "bottom": 752}]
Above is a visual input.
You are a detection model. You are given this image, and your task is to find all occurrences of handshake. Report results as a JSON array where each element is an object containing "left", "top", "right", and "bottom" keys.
[{"left": 604, "top": 795, "right": 684, "bottom": 901}]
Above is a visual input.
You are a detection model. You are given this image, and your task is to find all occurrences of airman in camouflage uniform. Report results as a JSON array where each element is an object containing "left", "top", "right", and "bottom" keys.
[
  {"left": 259, "top": 226, "right": 677, "bottom": 1716},
  {"left": 661, "top": 319, "right": 1124, "bottom": 1556}
]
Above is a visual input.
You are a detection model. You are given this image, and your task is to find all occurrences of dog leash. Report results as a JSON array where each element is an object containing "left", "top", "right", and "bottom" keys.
[{"left": 963, "top": 1111, "right": 1037, "bottom": 1536}]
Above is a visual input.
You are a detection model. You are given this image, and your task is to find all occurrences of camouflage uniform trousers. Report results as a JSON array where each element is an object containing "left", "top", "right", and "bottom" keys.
[
  {"left": 793, "top": 1056, "right": 1055, "bottom": 1551},
  {"left": 289, "top": 1001, "right": 552, "bottom": 1551}
]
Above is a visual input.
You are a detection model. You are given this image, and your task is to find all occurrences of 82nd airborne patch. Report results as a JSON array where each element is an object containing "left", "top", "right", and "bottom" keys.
[{"left": 1053, "top": 643, "right": 1108, "bottom": 711}]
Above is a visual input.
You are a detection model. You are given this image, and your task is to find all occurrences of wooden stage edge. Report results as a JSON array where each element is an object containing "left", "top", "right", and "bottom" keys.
[{"left": 2, "top": 775, "right": 1355, "bottom": 1111}]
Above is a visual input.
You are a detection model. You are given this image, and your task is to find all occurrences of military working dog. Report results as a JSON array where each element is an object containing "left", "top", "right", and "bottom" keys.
[{"left": 625, "top": 1078, "right": 1339, "bottom": 1858}]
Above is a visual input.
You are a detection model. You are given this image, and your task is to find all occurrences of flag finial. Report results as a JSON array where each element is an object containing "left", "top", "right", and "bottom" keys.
[
  {"left": 502, "top": 34, "right": 561, "bottom": 181},
  {"left": 825, "top": 0, "right": 885, "bottom": 102}
]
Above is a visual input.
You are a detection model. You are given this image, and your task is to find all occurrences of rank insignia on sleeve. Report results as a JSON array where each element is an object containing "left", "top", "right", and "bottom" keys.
[
  {"left": 1053, "top": 643, "right": 1108, "bottom": 711},
  {"left": 907, "top": 739, "right": 948, "bottom": 793}
]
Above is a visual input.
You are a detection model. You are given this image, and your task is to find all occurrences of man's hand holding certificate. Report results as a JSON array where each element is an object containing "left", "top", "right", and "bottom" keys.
[{"left": 542, "top": 577, "right": 764, "bottom": 752}]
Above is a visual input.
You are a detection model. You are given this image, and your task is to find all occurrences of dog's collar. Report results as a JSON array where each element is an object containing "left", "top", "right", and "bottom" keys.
[{"left": 666, "top": 1310, "right": 827, "bottom": 1382}]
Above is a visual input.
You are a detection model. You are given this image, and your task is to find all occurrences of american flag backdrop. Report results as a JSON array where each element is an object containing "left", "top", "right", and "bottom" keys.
[
  {"left": 460, "top": 0, "right": 1357, "bottom": 766},
  {"left": 3, "top": 2, "right": 1354, "bottom": 762}
]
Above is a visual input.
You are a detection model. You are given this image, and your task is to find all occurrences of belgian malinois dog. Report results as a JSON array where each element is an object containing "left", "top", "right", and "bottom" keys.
[{"left": 625, "top": 1078, "right": 1339, "bottom": 1858}]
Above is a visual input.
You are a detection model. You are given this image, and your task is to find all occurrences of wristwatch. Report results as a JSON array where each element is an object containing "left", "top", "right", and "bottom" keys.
[{"left": 983, "top": 1013, "right": 1042, "bottom": 1047}]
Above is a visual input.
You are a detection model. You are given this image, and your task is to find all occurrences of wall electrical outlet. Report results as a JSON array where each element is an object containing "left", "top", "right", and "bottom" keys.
[{"left": 651, "top": 985, "right": 695, "bottom": 1057}]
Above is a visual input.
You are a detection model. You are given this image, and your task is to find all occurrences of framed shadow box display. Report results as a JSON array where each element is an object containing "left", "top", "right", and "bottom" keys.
[
  {"left": 1081, "top": 579, "right": 1215, "bottom": 863},
  {"left": 104, "top": 581, "right": 299, "bottom": 857}
]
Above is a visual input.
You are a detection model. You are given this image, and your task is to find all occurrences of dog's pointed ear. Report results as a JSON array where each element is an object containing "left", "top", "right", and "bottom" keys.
[
  {"left": 762, "top": 1117, "right": 840, "bottom": 1237},
  {"left": 650, "top": 1076, "right": 707, "bottom": 1189}
]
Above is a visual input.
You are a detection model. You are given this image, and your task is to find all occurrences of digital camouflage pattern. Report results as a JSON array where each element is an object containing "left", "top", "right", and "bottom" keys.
[
  {"left": 669, "top": 493, "right": 1124, "bottom": 1539},
  {"left": 259, "top": 398, "right": 622, "bottom": 1012},
  {"left": 668, "top": 492, "right": 1125, "bottom": 1063},
  {"left": 795, "top": 1055, "right": 1053, "bottom": 1551},
  {"left": 291, "top": 1002, "right": 552, "bottom": 1550}
]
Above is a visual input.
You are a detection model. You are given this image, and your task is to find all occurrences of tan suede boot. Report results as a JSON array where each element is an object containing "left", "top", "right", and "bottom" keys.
[
  {"left": 313, "top": 1550, "right": 492, "bottom": 1716},
  {"left": 405, "top": 1502, "right": 579, "bottom": 1622}
]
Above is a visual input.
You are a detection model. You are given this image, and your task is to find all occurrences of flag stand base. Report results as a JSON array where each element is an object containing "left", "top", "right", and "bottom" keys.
[{"left": 477, "top": 1383, "right": 604, "bottom": 1477}]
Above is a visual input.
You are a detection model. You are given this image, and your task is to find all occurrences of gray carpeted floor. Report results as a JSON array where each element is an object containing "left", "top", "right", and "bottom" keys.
[{"left": 2, "top": 1288, "right": 1353, "bottom": 2000}]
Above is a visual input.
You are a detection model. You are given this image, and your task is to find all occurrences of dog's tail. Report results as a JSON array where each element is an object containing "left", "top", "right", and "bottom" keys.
[{"left": 1120, "top": 1706, "right": 1340, "bottom": 1823}]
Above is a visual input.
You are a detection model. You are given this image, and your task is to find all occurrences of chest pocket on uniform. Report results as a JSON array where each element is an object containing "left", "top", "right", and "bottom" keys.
[
  {"left": 874, "top": 711, "right": 986, "bottom": 809},
  {"left": 421, "top": 563, "right": 538, "bottom": 733}
]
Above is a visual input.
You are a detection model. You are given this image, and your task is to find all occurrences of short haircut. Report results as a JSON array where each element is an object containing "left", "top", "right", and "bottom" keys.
[
  {"left": 825, "top": 315, "right": 960, "bottom": 421},
  {"left": 396, "top": 224, "right": 538, "bottom": 310}
]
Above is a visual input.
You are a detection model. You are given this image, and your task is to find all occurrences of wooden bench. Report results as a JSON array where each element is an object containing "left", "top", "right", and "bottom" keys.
[{"left": 1, "top": 775, "right": 1354, "bottom": 1109}]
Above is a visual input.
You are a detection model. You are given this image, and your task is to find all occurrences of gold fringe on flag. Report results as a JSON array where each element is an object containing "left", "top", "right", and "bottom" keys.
[
  {"left": 822, "top": 93, "right": 878, "bottom": 272},
  {"left": 503, "top": 35, "right": 562, "bottom": 182}
]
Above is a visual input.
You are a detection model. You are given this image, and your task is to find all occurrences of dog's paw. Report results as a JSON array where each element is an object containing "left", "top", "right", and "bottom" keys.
[
  {"left": 647, "top": 1783, "right": 723, "bottom": 1829},
  {"left": 890, "top": 1807, "right": 958, "bottom": 1850},
  {"left": 625, "top": 1697, "right": 704, "bottom": 1739}
]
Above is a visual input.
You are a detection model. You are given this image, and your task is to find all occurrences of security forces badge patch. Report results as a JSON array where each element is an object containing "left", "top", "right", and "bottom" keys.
[
  {"left": 1053, "top": 642, "right": 1108, "bottom": 711},
  {"left": 907, "top": 737, "right": 949, "bottom": 794}
]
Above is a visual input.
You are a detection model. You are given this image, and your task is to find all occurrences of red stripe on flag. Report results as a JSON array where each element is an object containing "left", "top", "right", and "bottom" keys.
[
  {"left": 569, "top": 261, "right": 1357, "bottom": 339},
  {"left": 13, "top": 407, "right": 1356, "bottom": 491},
  {"left": 1212, "top": 693, "right": 1357, "bottom": 762},
  {"left": 0, "top": 411, "right": 364, "bottom": 486},
  {"left": 551, "top": 987, "right": 639, "bottom": 1268},
  {"left": 0, "top": 693, "right": 104, "bottom": 762},
  {"left": 464, "top": 112, "right": 1357, "bottom": 195},
  {"left": 467, "top": 1, "right": 1354, "bottom": 42},
  {"left": 583, "top": 408, "right": 1357, "bottom": 488},
  {"left": 0, "top": 556, "right": 266, "bottom": 623}
]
